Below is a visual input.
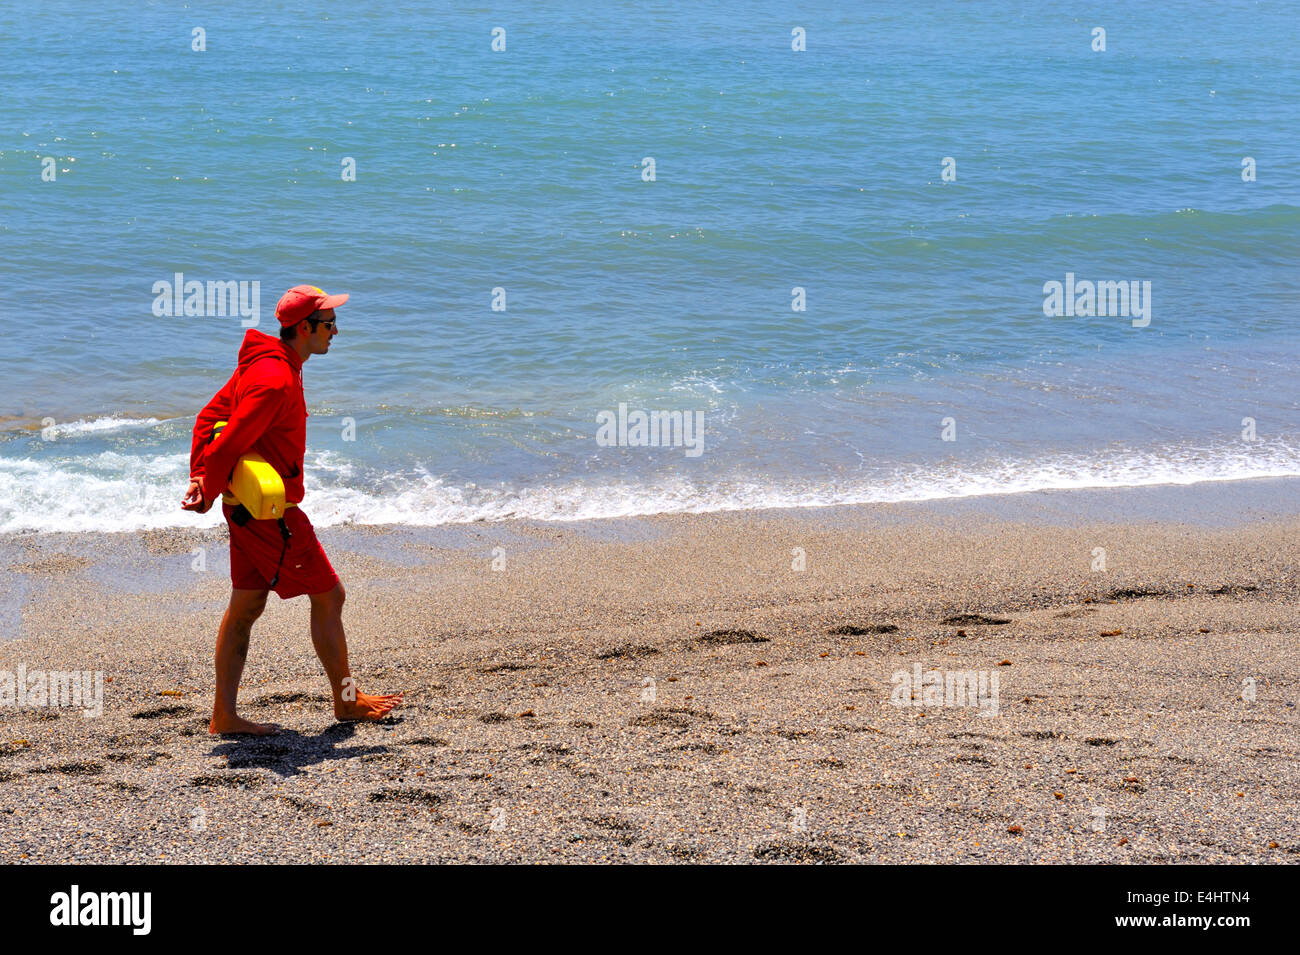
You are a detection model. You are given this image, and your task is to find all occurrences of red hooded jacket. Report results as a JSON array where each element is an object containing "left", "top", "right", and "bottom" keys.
[{"left": 190, "top": 329, "right": 308, "bottom": 506}]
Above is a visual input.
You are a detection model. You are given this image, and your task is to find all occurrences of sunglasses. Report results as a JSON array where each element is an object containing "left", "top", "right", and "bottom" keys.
[{"left": 309, "top": 318, "right": 338, "bottom": 331}]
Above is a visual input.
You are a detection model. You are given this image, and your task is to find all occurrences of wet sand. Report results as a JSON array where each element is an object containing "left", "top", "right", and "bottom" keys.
[{"left": 0, "top": 484, "right": 1297, "bottom": 863}]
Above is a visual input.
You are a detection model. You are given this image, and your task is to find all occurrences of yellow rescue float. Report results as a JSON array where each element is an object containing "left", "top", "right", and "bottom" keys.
[{"left": 210, "top": 421, "right": 293, "bottom": 519}]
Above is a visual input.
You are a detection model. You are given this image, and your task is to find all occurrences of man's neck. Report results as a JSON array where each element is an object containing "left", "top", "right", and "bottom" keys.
[{"left": 291, "top": 338, "right": 312, "bottom": 363}]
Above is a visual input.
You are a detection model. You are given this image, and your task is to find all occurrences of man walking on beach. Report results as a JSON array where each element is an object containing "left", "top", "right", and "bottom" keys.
[{"left": 181, "top": 285, "right": 402, "bottom": 735}]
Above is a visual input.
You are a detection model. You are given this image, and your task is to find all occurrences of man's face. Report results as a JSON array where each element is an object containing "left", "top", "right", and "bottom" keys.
[{"left": 305, "top": 308, "right": 338, "bottom": 355}]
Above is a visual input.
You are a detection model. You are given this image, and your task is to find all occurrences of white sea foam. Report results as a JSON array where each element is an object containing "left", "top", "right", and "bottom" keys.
[
  {"left": 1, "top": 440, "right": 1299, "bottom": 533},
  {"left": 19, "top": 416, "right": 166, "bottom": 438}
]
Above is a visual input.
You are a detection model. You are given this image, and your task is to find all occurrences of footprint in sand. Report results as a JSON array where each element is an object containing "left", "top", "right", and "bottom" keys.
[
  {"left": 752, "top": 841, "right": 844, "bottom": 864},
  {"left": 367, "top": 788, "right": 442, "bottom": 805},
  {"left": 28, "top": 761, "right": 103, "bottom": 776},
  {"left": 480, "top": 662, "right": 534, "bottom": 672},
  {"left": 131, "top": 704, "right": 191, "bottom": 719},
  {"left": 190, "top": 772, "right": 264, "bottom": 789},
  {"left": 695, "top": 629, "right": 768, "bottom": 645},
  {"left": 828, "top": 623, "right": 899, "bottom": 635},
  {"left": 595, "top": 644, "right": 660, "bottom": 660}
]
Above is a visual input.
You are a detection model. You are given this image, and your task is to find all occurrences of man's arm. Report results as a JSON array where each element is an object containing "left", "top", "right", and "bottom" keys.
[
  {"left": 199, "top": 380, "right": 286, "bottom": 504},
  {"left": 190, "top": 370, "right": 238, "bottom": 485},
  {"left": 183, "top": 371, "right": 239, "bottom": 512}
]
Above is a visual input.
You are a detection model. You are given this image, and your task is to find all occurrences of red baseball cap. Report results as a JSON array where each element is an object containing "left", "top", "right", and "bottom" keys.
[{"left": 275, "top": 284, "right": 349, "bottom": 327}]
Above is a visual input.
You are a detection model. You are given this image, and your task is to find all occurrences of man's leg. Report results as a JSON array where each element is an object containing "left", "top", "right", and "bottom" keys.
[
  {"left": 210, "top": 587, "right": 280, "bottom": 735},
  {"left": 308, "top": 582, "right": 403, "bottom": 721}
]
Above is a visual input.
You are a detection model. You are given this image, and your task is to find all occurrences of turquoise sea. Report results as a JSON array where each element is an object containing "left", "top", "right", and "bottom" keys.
[{"left": 1, "top": 1, "right": 1297, "bottom": 531}]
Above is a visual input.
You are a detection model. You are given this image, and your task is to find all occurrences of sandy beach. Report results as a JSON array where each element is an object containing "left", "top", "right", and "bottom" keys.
[{"left": 1, "top": 481, "right": 1297, "bottom": 864}]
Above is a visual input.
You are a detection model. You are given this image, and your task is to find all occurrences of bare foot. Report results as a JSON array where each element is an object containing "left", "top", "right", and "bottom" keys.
[
  {"left": 335, "top": 691, "right": 403, "bottom": 722},
  {"left": 209, "top": 713, "right": 281, "bottom": 736}
]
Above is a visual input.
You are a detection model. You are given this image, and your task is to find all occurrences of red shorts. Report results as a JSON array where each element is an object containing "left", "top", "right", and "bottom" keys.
[{"left": 224, "top": 503, "right": 339, "bottom": 599}]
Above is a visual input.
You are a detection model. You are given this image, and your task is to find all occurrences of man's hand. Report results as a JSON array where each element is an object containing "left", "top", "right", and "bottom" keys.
[{"left": 181, "top": 478, "right": 212, "bottom": 513}]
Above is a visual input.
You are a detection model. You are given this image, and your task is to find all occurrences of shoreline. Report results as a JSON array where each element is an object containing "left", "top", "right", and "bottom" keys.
[
  {"left": 0, "top": 482, "right": 1297, "bottom": 862},
  {"left": 2, "top": 471, "right": 1299, "bottom": 543},
  {"left": 3, "top": 428, "right": 1300, "bottom": 534}
]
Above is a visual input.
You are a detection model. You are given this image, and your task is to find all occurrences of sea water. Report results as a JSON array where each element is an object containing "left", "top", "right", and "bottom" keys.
[{"left": 1, "top": 1, "right": 1296, "bottom": 531}]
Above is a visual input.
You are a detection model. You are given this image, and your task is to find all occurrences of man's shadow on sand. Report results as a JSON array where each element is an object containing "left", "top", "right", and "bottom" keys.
[{"left": 210, "top": 718, "right": 403, "bottom": 778}]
